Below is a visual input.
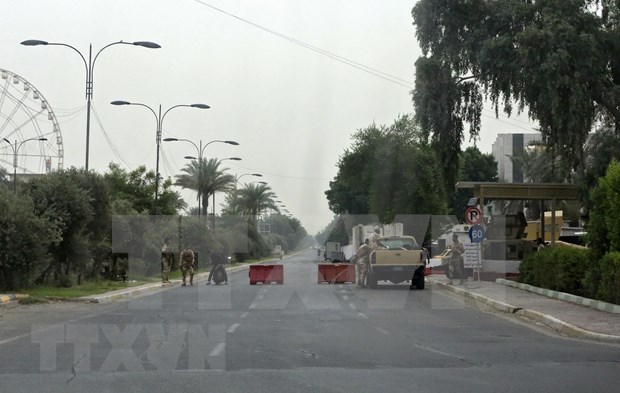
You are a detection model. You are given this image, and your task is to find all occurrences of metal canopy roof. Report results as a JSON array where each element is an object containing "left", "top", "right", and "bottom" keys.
[{"left": 456, "top": 182, "right": 580, "bottom": 201}]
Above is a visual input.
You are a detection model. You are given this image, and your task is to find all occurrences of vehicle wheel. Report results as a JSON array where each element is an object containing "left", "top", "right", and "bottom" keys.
[
  {"left": 368, "top": 272, "right": 378, "bottom": 289},
  {"left": 212, "top": 266, "right": 227, "bottom": 284},
  {"left": 415, "top": 275, "right": 425, "bottom": 290}
]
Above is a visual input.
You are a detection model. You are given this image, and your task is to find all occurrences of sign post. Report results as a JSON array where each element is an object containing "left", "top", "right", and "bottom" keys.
[{"left": 468, "top": 224, "right": 485, "bottom": 282}]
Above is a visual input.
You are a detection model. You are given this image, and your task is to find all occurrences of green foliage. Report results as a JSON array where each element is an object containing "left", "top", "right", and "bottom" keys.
[
  {"left": 230, "top": 183, "right": 279, "bottom": 220},
  {"left": 326, "top": 115, "right": 448, "bottom": 221},
  {"left": 105, "top": 163, "right": 184, "bottom": 215},
  {"left": 453, "top": 147, "right": 498, "bottom": 217},
  {"left": 412, "top": 0, "right": 620, "bottom": 179},
  {"left": 175, "top": 158, "right": 235, "bottom": 215},
  {"left": 596, "top": 252, "right": 620, "bottom": 305},
  {"left": 587, "top": 160, "right": 620, "bottom": 258},
  {"left": 265, "top": 214, "right": 308, "bottom": 251},
  {"left": 0, "top": 190, "right": 60, "bottom": 291},
  {"left": 518, "top": 246, "right": 592, "bottom": 296},
  {"left": 26, "top": 169, "right": 95, "bottom": 284}
]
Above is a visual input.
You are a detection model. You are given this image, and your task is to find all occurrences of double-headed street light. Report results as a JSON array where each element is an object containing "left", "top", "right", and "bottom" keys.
[
  {"left": 21, "top": 39, "right": 160, "bottom": 171},
  {"left": 111, "top": 101, "right": 210, "bottom": 214},
  {"left": 2, "top": 137, "right": 47, "bottom": 194},
  {"left": 165, "top": 138, "right": 239, "bottom": 217}
]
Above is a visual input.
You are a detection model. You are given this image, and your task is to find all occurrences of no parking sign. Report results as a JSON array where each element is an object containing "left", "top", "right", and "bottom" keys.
[{"left": 465, "top": 206, "right": 482, "bottom": 225}]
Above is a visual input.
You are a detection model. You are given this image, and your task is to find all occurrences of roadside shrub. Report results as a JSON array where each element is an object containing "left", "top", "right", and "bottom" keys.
[
  {"left": 597, "top": 252, "right": 620, "bottom": 305},
  {"left": 519, "top": 246, "right": 592, "bottom": 296},
  {"left": 587, "top": 160, "right": 620, "bottom": 259}
]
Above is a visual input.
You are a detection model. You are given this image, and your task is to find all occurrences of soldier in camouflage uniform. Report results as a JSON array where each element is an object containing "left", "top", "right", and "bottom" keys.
[
  {"left": 356, "top": 239, "right": 370, "bottom": 288},
  {"left": 368, "top": 226, "right": 381, "bottom": 250},
  {"left": 447, "top": 234, "right": 465, "bottom": 285},
  {"left": 180, "top": 248, "right": 195, "bottom": 286},
  {"left": 161, "top": 237, "right": 173, "bottom": 284}
]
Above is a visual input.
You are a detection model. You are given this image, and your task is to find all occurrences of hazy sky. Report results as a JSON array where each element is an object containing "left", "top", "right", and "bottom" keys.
[{"left": 1, "top": 0, "right": 536, "bottom": 234}]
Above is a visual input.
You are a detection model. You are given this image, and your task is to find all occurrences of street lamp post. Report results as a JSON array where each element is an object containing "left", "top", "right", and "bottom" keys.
[
  {"left": 112, "top": 101, "right": 210, "bottom": 214},
  {"left": 235, "top": 173, "right": 263, "bottom": 189},
  {"left": 21, "top": 39, "right": 160, "bottom": 171},
  {"left": 2, "top": 137, "right": 47, "bottom": 194},
  {"left": 165, "top": 138, "right": 239, "bottom": 217}
]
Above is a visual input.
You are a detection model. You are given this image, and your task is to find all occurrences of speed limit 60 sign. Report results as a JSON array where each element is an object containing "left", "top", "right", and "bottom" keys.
[
  {"left": 465, "top": 206, "right": 482, "bottom": 225},
  {"left": 468, "top": 225, "right": 486, "bottom": 243}
]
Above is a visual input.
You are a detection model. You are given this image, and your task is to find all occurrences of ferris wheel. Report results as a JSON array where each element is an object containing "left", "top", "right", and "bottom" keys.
[{"left": 0, "top": 68, "right": 64, "bottom": 175}]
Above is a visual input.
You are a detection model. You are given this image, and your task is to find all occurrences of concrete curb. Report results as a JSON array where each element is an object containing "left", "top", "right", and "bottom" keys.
[
  {"left": 496, "top": 278, "right": 620, "bottom": 314},
  {"left": 428, "top": 277, "right": 620, "bottom": 344},
  {"left": 81, "top": 255, "right": 290, "bottom": 304},
  {"left": 0, "top": 294, "right": 17, "bottom": 305}
]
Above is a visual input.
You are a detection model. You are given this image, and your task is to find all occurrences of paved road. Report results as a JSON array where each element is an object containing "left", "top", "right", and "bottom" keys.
[{"left": 1, "top": 250, "right": 619, "bottom": 392}]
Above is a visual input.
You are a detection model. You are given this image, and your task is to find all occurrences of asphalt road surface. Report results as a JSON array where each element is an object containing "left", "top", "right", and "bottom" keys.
[{"left": 0, "top": 250, "right": 619, "bottom": 393}]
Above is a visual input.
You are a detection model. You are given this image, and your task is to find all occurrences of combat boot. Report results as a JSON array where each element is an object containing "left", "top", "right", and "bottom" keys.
[
  {"left": 190, "top": 274, "right": 194, "bottom": 286},
  {"left": 448, "top": 279, "right": 453, "bottom": 285}
]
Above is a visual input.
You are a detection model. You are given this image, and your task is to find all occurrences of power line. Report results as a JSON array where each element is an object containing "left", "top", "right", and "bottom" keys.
[
  {"left": 190, "top": 0, "right": 413, "bottom": 88},
  {"left": 91, "top": 104, "right": 132, "bottom": 169},
  {"left": 189, "top": 0, "right": 538, "bottom": 131}
]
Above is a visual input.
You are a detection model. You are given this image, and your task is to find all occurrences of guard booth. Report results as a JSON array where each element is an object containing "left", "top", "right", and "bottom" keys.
[{"left": 456, "top": 182, "right": 580, "bottom": 280}]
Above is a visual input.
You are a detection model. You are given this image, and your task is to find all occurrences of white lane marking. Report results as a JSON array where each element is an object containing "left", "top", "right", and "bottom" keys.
[
  {"left": 343, "top": 295, "right": 349, "bottom": 301},
  {"left": 348, "top": 303, "right": 357, "bottom": 311},
  {"left": 249, "top": 303, "right": 256, "bottom": 309},
  {"left": 257, "top": 295, "right": 264, "bottom": 300},
  {"left": 358, "top": 312, "right": 368, "bottom": 319},
  {"left": 375, "top": 327, "right": 390, "bottom": 335},
  {"left": 227, "top": 323, "right": 240, "bottom": 333},
  {"left": 240, "top": 312, "right": 249, "bottom": 319},
  {"left": 339, "top": 289, "right": 347, "bottom": 293},
  {"left": 209, "top": 342, "right": 226, "bottom": 356}
]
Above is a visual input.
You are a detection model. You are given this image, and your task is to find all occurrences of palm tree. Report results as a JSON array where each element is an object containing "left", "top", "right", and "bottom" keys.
[
  {"left": 233, "top": 183, "right": 280, "bottom": 222},
  {"left": 174, "top": 158, "right": 235, "bottom": 216}
]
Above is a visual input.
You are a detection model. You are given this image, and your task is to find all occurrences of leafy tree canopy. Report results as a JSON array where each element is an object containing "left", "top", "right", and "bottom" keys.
[
  {"left": 412, "top": 0, "right": 620, "bottom": 183},
  {"left": 326, "top": 115, "right": 447, "bottom": 222}
]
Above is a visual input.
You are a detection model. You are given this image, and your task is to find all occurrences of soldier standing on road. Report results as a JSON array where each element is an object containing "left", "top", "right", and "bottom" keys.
[
  {"left": 368, "top": 226, "right": 381, "bottom": 250},
  {"left": 448, "top": 234, "right": 465, "bottom": 286},
  {"left": 356, "top": 239, "right": 370, "bottom": 288},
  {"left": 161, "top": 237, "right": 173, "bottom": 284},
  {"left": 180, "top": 247, "right": 195, "bottom": 286}
]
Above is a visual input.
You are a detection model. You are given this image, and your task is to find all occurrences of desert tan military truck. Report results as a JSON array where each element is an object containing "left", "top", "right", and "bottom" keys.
[{"left": 367, "top": 236, "right": 426, "bottom": 289}]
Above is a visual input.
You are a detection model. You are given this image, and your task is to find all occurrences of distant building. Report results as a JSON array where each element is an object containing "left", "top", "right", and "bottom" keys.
[{"left": 491, "top": 133, "right": 541, "bottom": 182}]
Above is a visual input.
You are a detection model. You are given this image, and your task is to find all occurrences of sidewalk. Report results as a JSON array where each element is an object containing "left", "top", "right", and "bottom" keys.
[
  {"left": 80, "top": 255, "right": 289, "bottom": 303},
  {"left": 427, "top": 275, "right": 620, "bottom": 344}
]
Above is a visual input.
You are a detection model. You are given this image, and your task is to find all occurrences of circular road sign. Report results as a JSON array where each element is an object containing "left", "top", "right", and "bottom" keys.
[
  {"left": 468, "top": 225, "right": 486, "bottom": 243},
  {"left": 465, "top": 206, "right": 482, "bottom": 225}
]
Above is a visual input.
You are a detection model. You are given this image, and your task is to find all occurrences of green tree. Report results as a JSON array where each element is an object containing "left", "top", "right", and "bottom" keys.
[
  {"left": 26, "top": 170, "right": 94, "bottom": 285},
  {"left": 588, "top": 160, "right": 620, "bottom": 258},
  {"left": 453, "top": 147, "right": 498, "bottom": 218},
  {"left": 105, "top": 163, "right": 185, "bottom": 215},
  {"left": 326, "top": 115, "right": 447, "bottom": 222},
  {"left": 411, "top": 0, "right": 620, "bottom": 182},
  {"left": 0, "top": 189, "right": 60, "bottom": 290},
  {"left": 175, "top": 158, "right": 235, "bottom": 216},
  {"left": 231, "top": 183, "right": 279, "bottom": 222}
]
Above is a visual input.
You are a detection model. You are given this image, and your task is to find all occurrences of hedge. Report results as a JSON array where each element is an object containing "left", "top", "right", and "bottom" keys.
[
  {"left": 597, "top": 252, "right": 620, "bottom": 305},
  {"left": 518, "top": 247, "right": 592, "bottom": 297}
]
